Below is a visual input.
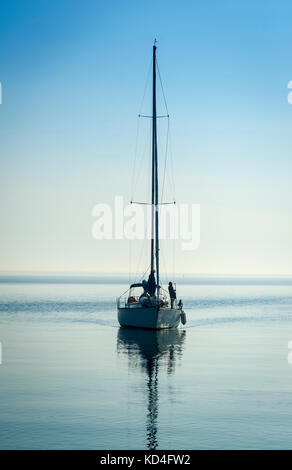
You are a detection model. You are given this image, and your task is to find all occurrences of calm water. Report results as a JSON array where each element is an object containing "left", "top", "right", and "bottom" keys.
[{"left": 0, "top": 280, "right": 292, "bottom": 449}]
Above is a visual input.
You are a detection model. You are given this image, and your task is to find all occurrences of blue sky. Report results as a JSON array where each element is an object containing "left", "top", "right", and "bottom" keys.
[{"left": 0, "top": 0, "right": 292, "bottom": 275}]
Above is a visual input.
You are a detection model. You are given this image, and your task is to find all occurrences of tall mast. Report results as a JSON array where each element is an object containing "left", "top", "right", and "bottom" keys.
[
  {"left": 150, "top": 41, "right": 159, "bottom": 297},
  {"left": 150, "top": 43, "right": 155, "bottom": 275}
]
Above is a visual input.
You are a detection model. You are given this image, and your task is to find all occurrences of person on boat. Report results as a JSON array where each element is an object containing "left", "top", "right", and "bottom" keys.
[
  {"left": 139, "top": 289, "right": 150, "bottom": 306},
  {"left": 168, "top": 282, "right": 176, "bottom": 309},
  {"left": 142, "top": 279, "right": 148, "bottom": 291},
  {"left": 147, "top": 270, "right": 156, "bottom": 297},
  {"left": 178, "top": 299, "right": 183, "bottom": 310}
]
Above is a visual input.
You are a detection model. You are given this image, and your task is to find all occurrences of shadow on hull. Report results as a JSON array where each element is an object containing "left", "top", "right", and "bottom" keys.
[{"left": 118, "top": 306, "right": 182, "bottom": 329}]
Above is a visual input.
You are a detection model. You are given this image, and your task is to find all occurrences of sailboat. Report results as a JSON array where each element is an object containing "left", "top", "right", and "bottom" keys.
[{"left": 117, "top": 42, "right": 186, "bottom": 329}]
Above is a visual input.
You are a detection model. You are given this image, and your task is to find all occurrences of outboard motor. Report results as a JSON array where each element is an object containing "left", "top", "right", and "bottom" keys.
[{"left": 180, "top": 310, "right": 187, "bottom": 325}]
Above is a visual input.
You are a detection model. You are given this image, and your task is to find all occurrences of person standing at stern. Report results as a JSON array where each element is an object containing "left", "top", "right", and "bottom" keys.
[{"left": 168, "top": 282, "right": 176, "bottom": 309}]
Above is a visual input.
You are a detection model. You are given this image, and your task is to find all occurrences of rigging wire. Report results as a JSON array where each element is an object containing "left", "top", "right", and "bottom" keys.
[
  {"left": 156, "top": 59, "right": 169, "bottom": 116},
  {"left": 129, "top": 56, "right": 152, "bottom": 283},
  {"left": 133, "top": 184, "right": 151, "bottom": 282},
  {"left": 134, "top": 234, "right": 148, "bottom": 283},
  {"left": 138, "top": 57, "right": 152, "bottom": 116},
  {"left": 139, "top": 263, "right": 151, "bottom": 283},
  {"left": 157, "top": 58, "right": 176, "bottom": 286},
  {"left": 131, "top": 119, "right": 152, "bottom": 202},
  {"left": 157, "top": 57, "right": 176, "bottom": 202},
  {"left": 130, "top": 117, "right": 141, "bottom": 202},
  {"left": 160, "top": 116, "right": 170, "bottom": 205},
  {"left": 167, "top": 126, "right": 177, "bottom": 202},
  {"left": 156, "top": 56, "right": 177, "bottom": 287},
  {"left": 130, "top": 58, "right": 152, "bottom": 203},
  {"left": 172, "top": 237, "right": 176, "bottom": 282},
  {"left": 128, "top": 236, "right": 132, "bottom": 286},
  {"left": 158, "top": 120, "right": 176, "bottom": 205},
  {"left": 160, "top": 243, "right": 169, "bottom": 286},
  {"left": 129, "top": 53, "right": 178, "bottom": 285}
]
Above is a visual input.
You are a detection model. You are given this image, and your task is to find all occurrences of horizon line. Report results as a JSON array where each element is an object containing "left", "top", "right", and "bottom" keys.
[{"left": 0, "top": 270, "right": 292, "bottom": 277}]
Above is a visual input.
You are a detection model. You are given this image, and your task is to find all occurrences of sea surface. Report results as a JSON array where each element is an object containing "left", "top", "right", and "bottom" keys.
[{"left": 0, "top": 277, "right": 292, "bottom": 449}]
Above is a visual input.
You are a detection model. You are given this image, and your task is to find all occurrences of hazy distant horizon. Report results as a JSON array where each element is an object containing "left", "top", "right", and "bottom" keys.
[{"left": 1, "top": 271, "right": 292, "bottom": 286}]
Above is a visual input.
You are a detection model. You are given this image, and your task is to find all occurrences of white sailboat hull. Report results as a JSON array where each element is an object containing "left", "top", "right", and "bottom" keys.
[{"left": 118, "top": 306, "right": 181, "bottom": 329}]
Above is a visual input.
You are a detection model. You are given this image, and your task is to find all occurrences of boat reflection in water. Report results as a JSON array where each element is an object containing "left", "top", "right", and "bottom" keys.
[{"left": 117, "top": 327, "right": 186, "bottom": 450}]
